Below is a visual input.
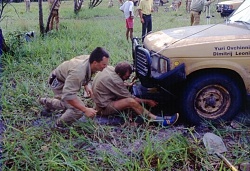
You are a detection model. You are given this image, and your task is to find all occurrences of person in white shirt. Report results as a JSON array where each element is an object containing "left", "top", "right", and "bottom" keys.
[{"left": 120, "top": 0, "right": 134, "bottom": 41}]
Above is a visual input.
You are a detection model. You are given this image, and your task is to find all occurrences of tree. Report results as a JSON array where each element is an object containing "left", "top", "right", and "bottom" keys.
[
  {"left": 74, "top": 0, "right": 84, "bottom": 14},
  {"left": 44, "top": 0, "right": 60, "bottom": 33},
  {"left": 38, "top": 0, "right": 45, "bottom": 35},
  {"left": 0, "top": 0, "right": 12, "bottom": 54},
  {"left": 74, "top": 0, "right": 103, "bottom": 13},
  {"left": 89, "top": 0, "right": 103, "bottom": 9}
]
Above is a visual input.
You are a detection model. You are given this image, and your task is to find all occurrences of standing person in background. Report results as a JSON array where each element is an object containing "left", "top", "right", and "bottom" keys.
[
  {"left": 48, "top": 0, "right": 61, "bottom": 31},
  {"left": 25, "top": 0, "right": 31, "bottom": 12},
  {"left": 137, "top": 0, "right": 154, "bottom": 42},
  {"left": 120, "top": 0, "right": 135, "bottom": 41},
  {"left": 186, "top": 0, "right": 192, "bottom": 13},
  {"left": 190, "top": 0, "right": 214, "bottom": 25}
]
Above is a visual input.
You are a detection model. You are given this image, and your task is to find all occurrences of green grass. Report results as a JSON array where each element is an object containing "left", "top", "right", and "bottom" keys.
[{"left": 1, "top": 0, "right": 249, "bottom": 170}]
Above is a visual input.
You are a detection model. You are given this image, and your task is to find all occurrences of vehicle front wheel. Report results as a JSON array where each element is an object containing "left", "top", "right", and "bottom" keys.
[{"left": 180, "top": 73, "right": 243, "bottom": 125}]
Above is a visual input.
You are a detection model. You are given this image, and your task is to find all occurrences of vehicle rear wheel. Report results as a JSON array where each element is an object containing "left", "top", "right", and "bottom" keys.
[{"left": 180, "top": 73, "right": 243, "bottom": 125}]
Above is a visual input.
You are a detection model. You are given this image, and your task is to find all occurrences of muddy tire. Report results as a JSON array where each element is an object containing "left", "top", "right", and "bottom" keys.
[{"left": 181, "top": 73, "right": 243, "bottom": 125}]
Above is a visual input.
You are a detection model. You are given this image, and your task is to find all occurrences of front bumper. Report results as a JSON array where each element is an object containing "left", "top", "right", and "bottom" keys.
[{"left": 132, "top": 38, "right": 186, "bottom": 88}]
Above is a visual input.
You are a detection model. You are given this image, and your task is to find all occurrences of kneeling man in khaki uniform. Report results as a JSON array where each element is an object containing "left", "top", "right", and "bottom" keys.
[
  {"left": 39, "top": 47, "right": 110, "bottom": 129},
  {"left": 92, "top": 61, "right": 179, "bottom": 126}
]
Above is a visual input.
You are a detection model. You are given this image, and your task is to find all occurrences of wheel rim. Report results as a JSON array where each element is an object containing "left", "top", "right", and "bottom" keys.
[{"left": 194, "top": 85, "right": 231, "bottom": 119}]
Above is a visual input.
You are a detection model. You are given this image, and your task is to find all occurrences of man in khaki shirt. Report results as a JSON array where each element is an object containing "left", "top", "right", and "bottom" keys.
[
  {"left": 137, "top": 0, "right": 154, "bottom": 42},
  {"left": 39, "top": 47, "right": 110, "bottom": 129},
  {"left": 92, "top": 62, "right": 179, "bottom": 126}
]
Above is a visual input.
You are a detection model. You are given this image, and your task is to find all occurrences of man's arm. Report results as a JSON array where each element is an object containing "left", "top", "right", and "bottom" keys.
[
  {"left": 66, "top": 98, "right": 97, "bottom": 118},
  {"left": 204, "top": 0, "right": 214, "bottom": 6},
  {"left": 84, "top": 84, "right": 93, "bottom": 98},
  {"left": 129, "top": 11, "right": 133, "bottom": 18},
  {"left": 138, "top": 9, "right": 144, "bottom": 23},
  {"left": 119, "top": 3, "right": 124, "bottom": 12}
]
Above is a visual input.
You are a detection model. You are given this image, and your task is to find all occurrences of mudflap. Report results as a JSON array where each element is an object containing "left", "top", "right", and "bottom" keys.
[{"left": 132, "top": 82, "right": 179, "bottom": 115}]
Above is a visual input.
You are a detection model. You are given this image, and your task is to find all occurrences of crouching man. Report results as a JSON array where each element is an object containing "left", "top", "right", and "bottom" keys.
[
  {"left": 92, "top": 61, "right": 179, "bottom": 126},
  {"left": 39, "top": 47, "right": 110, "bottom": 129}
]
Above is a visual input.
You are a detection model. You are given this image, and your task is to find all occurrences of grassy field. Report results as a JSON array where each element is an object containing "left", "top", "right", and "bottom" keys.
[{"left": 1, "top": 0, "right": 250, "bottom": 170}]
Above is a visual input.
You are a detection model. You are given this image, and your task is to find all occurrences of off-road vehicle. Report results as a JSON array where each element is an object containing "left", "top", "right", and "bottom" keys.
[
  {"left": 216, "top": 0, "right": 243, "bottom": 17},
  {"left": 132, "top": 0, "right": 250, "bottom": 125}
]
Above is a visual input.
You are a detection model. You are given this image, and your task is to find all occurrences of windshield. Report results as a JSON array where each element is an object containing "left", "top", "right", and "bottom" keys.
[{"left": 229, "top": 0, "right": 250, "bottom": 23}]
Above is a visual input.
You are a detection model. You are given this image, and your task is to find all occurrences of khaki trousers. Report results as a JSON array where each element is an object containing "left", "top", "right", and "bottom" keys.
[
  {"left": 49, "top": 9, "right": 59, "bottom": 31},
  {"left": 44, "top": 73, "right": 84, "bottom": 126},
  {"left": 190, "top": 10, "right": 201, "bottom": 26}
]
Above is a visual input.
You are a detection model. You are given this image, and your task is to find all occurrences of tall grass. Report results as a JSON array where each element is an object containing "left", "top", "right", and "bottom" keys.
[{"left": 1, "top": 0, "right": 249, "bottom": 170}]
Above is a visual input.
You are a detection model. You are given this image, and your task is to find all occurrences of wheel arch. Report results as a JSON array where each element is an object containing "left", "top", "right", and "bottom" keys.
[
  {"left": 186, "top": 68, "right": 246, "bottom": 97},
  {"left": 179, "top": 68, "right": 247, "bottom": 125}
]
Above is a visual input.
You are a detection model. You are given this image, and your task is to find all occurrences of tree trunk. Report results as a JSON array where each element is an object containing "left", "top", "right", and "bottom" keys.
[
  {"left": 0, "top": 28, "right": 4, "bottom": 55},
  {"left": 38, "top": 0, "right": 45, "bottom": 36},
  {"left": 74, "top": 0, "right": 84, "bottom": 14},
  {"left": 45, "top": 0, "right": 60, "bottom": 33},
  {"left": 89, "top": 0, "right": 103, "bottom": 9},
  {"left": 0, "top": 28, "right": 10, "bottom": 55}
]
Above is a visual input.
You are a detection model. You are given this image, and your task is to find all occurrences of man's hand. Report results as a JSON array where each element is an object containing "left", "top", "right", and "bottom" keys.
[
  {"left": 124, "top": 80, "right": 137, "bottom": 87},
  {"left": 84, "top": 84, "right": 93, "bottom": 98},
  {"left": 84, "top": 107, "right": 97, "bottom": 118},
  {"left": 66, "top": 98, "right": 95, "bottom": 116},
  {"left": 140, "top": 18, "right": 144, "bottom": 23}
]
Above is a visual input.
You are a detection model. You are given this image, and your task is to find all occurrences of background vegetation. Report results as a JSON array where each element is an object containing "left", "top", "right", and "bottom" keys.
[{"left": 1, "top": 0, "right": 249, "bottom": 170}]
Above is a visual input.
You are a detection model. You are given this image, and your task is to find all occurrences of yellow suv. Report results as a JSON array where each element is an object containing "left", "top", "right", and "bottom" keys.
[{"left": 132, "top": 0, "right": 250, "bottom": 125}]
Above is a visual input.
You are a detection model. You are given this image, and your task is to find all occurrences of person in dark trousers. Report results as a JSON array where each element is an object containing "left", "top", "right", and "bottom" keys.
[{"left": 137, "top": 0, "right": 154, "bottom": 42}]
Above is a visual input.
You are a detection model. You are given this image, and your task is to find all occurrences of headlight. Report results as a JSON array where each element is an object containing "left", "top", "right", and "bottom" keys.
[{"left": 150, "top": 51, "right": 170, "bottom": 73}]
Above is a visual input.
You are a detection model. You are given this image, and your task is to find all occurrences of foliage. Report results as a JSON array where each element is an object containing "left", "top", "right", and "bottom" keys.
[{"left": 1, "top": 1, "right": 249, "bottom": 170}]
